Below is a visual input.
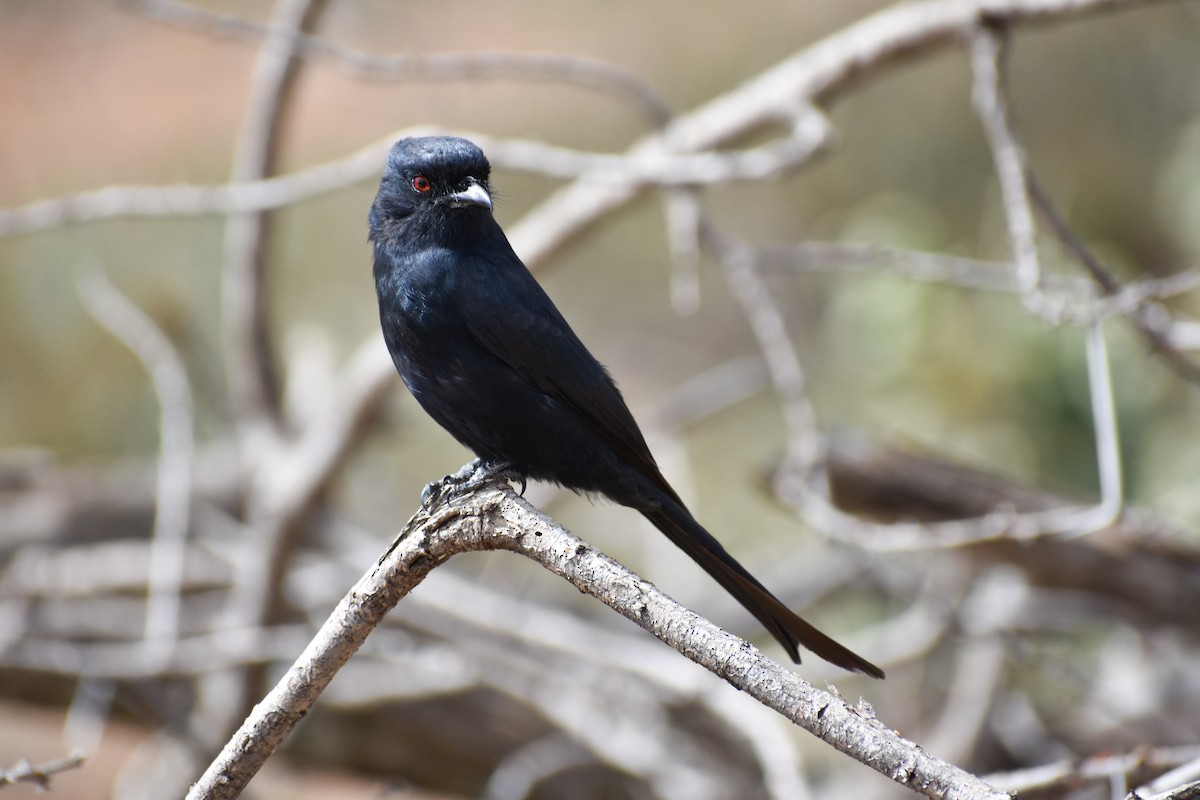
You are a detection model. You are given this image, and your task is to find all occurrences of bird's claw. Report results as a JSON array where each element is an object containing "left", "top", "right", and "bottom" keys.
[
  {"left": 420, "top": 459, "right": 525, "bottom": 509},
  {"left": 480, "top": 460, "right": 526, "bottom": 495},
  {"left": 476, "top": 459, "right": 526, "bottom": 494},
  {"left": 419, "top": 478, "right": 447, "bottom": 509}
]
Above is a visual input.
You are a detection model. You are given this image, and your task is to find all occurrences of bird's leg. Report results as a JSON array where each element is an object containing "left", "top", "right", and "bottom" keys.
[
  {"left": 420, "top": 460, "right": 480, "bottom": 508},
  {"left": 420, "top": 459, "right": 525, "bottom": 508},
  {"left": 418, "top": 480, "right": 442, "bottom": 509},
  {"left": 471, "top": 459, "right": 526, "bottom": 495},
  {"left": 480, "top": 460, "right": 526, "bottom": 496}
]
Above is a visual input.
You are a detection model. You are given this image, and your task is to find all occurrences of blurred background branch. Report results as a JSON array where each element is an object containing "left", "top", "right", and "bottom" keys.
[{"left": 2, "top": 0, "right": 1199, "bottom": 798}]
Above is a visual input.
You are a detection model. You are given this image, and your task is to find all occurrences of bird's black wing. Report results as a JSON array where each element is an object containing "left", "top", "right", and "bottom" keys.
[{"left": 458, "top": 250, "right": 678, "bottom": 502}]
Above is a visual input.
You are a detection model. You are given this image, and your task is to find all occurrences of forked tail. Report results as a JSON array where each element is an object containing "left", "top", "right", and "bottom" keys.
[{"left": 640, "top": 495, "right": 884, "bottom": 678}]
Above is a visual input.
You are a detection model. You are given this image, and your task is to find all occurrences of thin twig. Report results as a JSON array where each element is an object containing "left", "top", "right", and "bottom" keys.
[
  {"left": 480, "top": 736, "right": 598, "bottom": 800},
  {"left": 77, "top": 267, "right": 195, "bottom": 658},
  {"left": 759, "top": 241, "right": 1196, "bottom": 298},
  {"left": 701, "top": 223, "right": 825, "bottom": 475},
  {"left": 112, "top": 0, "right": 672, "bottom": 123},
  {"left": 662, "top": 188, "right": 704, "bottom": 315},
  {"left": 1075, "top": 322, "right": 1124, "bottom": 534},
  {"left": 8, "top": 625, "right": 317, "bottom": 679},
  {"left": 0, "top": 751, "right": 87, "bottom": 789},
  {"left": 985, "top": 745, "right": 1200, "bottom": 796},
  {"left": 1132, "top": 756, "right": 1200, "bottom": 800},
  {"left": 924, "top": 571, "right": 1027, "bottom": 763},
  {"left": 0, "top": 128, "right": 837, "bottom": 239},
  {"left": 968, "top": 24, "right": 1061, "bottom": 320},
  {"left": 220, "top": 0, "right": 323, "bottom": 431},
  {"left": 1026, "top": 171, "right": 1200, "bottom": 383},
  {"left": 1138, "top": 780, "right": 1200, "bottom": 800}
]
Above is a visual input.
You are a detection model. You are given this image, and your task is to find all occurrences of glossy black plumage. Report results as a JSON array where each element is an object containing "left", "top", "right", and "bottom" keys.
[{"left": 369, "top": 136, "right": 882, "bottom": 677}]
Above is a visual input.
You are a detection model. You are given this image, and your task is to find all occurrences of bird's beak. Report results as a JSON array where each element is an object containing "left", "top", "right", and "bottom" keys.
[{"left": 447, "top": 180, "right": 492, "bottom": 211}]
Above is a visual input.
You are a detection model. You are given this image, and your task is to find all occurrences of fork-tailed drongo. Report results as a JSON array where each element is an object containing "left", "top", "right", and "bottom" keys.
[{"left": 369, "top": 136, "right": 882, "bottom": 677}]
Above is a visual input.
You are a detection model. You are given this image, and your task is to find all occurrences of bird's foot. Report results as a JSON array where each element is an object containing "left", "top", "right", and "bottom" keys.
[
  {"left": 470, "top": 459, "right": 527, "bottom": 495},
  {"left": 420, "top": 459, "right": 526, "bottom": 509},
  {"left": 475, "top": 460, "right": 526, "bottom": 495},
  {"left": 420, "top": 471, "right": 469, "bottom": 508},
  {"left": 419, "top": 478, "right": 446, "bottom": 509}
]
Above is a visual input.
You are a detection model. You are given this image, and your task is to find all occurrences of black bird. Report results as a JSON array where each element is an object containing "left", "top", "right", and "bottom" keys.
[{"left": 369, "top": 136, "right": 883, "bottom": 678}]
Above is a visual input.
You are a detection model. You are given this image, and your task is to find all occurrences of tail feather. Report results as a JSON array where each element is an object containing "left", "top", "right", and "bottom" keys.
[{"left": 640, "top": 498, "right": 884, "bottom": 679}]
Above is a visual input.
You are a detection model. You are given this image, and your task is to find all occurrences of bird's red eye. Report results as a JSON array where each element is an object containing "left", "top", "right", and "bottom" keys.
[{"left": 412, "top": 175, "right": 432, "bottom": 193}]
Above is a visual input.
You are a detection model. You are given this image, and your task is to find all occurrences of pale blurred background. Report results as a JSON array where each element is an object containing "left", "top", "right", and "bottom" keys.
[{"left": 2, "top": 1, "right": 1200, "bottom": 798}]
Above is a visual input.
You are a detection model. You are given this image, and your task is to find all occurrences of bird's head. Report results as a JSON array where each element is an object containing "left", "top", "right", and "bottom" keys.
[{"left": 369, "top": 136, "right": 494, "bottom": 240}]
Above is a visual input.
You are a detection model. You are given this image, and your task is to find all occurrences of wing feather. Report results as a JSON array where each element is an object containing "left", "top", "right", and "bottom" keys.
[{"left": 459, "top": 254, "right": 676, "bottom": 500}]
